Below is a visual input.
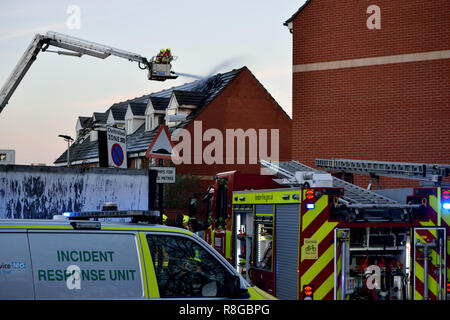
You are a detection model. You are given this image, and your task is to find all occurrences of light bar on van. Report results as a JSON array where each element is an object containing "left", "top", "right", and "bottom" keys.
[
  {"left": 70, "top": 221, "right": 101, "bottom": 230},
  {"left": 64, "top": 210, "right": 160, "bottom": 220}
]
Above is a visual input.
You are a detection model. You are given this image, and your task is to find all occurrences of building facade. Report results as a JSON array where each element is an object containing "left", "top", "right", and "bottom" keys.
[
  {"left": 55, "top": 66, "right": 292, "bottom": 197},
  {"left": 285, "top": 0, "right": 450, "bottom": 188}
]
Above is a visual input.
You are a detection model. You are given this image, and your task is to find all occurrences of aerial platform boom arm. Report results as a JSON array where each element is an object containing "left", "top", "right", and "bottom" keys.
[
  {"left": 315, "top": 158, "right": 450, "bottom": 186},
  {"left": 0, "top": 31, "right": 177, "bottom": 113}
]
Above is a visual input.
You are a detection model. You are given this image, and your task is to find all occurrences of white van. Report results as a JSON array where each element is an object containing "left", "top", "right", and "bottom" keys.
[{"left": 0, "top": 210, "right": 275, "bottom": 300}]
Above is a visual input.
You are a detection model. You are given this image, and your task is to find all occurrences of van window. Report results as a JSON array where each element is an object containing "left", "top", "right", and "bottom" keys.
[
  {"left": 0, "top": 233, "right": 34, "bottom": 299},
  {"left": 147, "top": 235, "right": 228, "bottom": 298},
  {"left": 28, "top": 232, "right": 143, "bottom": 299}
]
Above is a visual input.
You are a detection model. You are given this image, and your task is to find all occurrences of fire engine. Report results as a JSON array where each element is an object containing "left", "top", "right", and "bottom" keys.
[
  {"left": 196, "top": 170, "right": 283, "bottom": 261},
  {"left": 228, "top": 159, "right": 450, "bottom": 300}
]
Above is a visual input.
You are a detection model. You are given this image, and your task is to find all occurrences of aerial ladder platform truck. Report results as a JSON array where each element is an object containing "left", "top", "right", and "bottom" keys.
[
  {"left": 226, "top": 159, "right": 449, "bottom": 301},
  {"left": 0, "top": 31, "right": 178, "bottom": 114}
]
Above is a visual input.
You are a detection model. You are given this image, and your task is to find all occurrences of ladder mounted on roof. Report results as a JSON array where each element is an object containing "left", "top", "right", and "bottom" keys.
[
  {"left": 315, "top": 158, "right": 450, "bottom": 187},
  {"left": 260, "top": 160, "right": 423, "bottom": 222}
]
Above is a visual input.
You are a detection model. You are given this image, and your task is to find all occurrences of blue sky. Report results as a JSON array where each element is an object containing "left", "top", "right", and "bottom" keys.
[{"left": 0, "top": 0, "right": 305, "bottom": 165}]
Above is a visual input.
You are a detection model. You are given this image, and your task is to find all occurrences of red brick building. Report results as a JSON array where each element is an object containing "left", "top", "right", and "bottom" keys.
[
  {"left": 55, "top": 67, "right": 291, "bottom": 211},
  {"left": 285, "top": 0, "right": 450, "bottom": 188},
  {"left": 173, "top": 67, "right": 292, "bottom": 180}
]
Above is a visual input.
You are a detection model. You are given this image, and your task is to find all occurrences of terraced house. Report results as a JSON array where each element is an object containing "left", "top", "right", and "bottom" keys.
[{"left": 54, "top": 67, "right": 292, "bottom": 202}]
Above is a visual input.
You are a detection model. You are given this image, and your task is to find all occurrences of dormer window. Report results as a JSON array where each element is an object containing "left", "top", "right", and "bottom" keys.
[
  {"left": 165, "top": 90, "right": 203, "bottom": 127},
  {"left": 145, "top": 114, "right": 153, "bottom": 131},
  {"left": 145, "top": 96, "right": 170, "bottom": 131},
  {"left": 166, "top": 104, "right": 178, "bottom": 127},
  {"left": 107, "top": 105, "right": 127, "bottom": 129},
  {"left": 76, "top": 116, "right": 91, "bottom": 138},
  {"left": 126, "top": 118, "right": 133, "bottom": 134},
  {"left": 125, "top": 102, "right": 146, "bottom": 135}
]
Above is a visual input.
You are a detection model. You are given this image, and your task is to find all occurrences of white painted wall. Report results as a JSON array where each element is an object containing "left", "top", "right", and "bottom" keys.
[{"left": 0, "top": 166, "right": 149, "bottom": 219}]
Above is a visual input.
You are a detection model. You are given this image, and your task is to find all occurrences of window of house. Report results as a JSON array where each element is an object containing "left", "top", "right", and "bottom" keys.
[
  {"left": 126, "top": 119, "right": 133, "bottom": 134},
  {"left": 135, "top": 158, "right": 142, "bottom": 169},
  {"left": 166, "top": 106, "right": 177, "bottom": 127},
  {"left": 147, "top": 234, "right": 228, "bottom": 298},
  {"left": 146, "top": 114, "right": 153, "bottom": 131}
]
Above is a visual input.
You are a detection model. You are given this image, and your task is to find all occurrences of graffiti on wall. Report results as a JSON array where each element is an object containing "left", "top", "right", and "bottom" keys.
[{"left": 0, "top": 166, "right": 148, "bottom": 219}]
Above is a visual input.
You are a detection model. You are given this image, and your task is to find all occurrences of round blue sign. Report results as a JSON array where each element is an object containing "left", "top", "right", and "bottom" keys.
[{"left": 111, "top": 143, "right": 124, "bottom": 166}]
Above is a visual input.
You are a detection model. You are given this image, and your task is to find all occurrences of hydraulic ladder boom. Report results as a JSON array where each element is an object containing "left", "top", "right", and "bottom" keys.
[
  {"left": 315, "top": 158, "right": 450, "bottom": 186},
  {"left": 0, "top": 31, "right": 177, "bottom": 114},
  {"left": 260, "top": 159, "right": 422, "bottom": 223}
]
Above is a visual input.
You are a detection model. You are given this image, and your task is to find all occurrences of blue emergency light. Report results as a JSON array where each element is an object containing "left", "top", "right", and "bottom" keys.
[
  {"left": 306, "top": 203, "right": 315, "bottom": 210},
  {"left": 442, "top": 189, "right": 450, "bottom": 211},
  {"left": 63, "top": 212, "right": 78, "bottom": 217}
]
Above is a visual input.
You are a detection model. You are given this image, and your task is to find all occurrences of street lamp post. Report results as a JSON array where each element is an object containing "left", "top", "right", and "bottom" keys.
[{"left": 58, "top": 134, "right": 74, "bottom": 167}]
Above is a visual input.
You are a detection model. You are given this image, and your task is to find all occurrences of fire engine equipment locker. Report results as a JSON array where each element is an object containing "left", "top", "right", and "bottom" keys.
[{"left": 275, "top": 204, "right": 300, "bottom": 300}]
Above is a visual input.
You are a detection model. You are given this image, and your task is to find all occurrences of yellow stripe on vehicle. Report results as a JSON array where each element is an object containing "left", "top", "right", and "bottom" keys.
[
  {"left": 415, "top": 231, "right": 442, "bottom": 299},
  {"left": 248, "top": 286, "right": 278, "bottom": 300},
  {"left": 311, "top": 221, "right": 338, "bottom": 245},
  {"left": 302, "top": 196, "right": 328, "bottom": 232},
  {"left": 138, "top": 232, "right": 160, "bottom": 298},
  {"left": 300, "top": 221, "right": 338, "bottom": 263},
  {"left": 415, "top": 290, "right": 424, "bottom": 300},
  {"left": 232, "top": 190, "right": 301, "bottom": 204},
  {"left": 225, "top": 230, "right": 232, "bottom": 259},
  {"left": 335, "top": 253, "right": 342, "bottom": 300},
  {"left": 301, "top": 245, "right": 334, "bottom": 285},
  {"left": 314, "top": 271, "right": 334, "bottom": 300},
  {"left": 136, "top": 232, "right": 149, "bottom": 298},
  {"left": 419, "top": 220, "right": 437, "bottom": 227},
  {"left": 415, "top": 261, "right": 440, "bottom": 298}
]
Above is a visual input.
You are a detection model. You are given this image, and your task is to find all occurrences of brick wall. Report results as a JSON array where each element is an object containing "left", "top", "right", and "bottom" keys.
[
  {"left": 290, "top": 0, "right": 450, "bottom": 188},
  {"left": 175, "top": 67, "right": 292, "bottom": 177}
]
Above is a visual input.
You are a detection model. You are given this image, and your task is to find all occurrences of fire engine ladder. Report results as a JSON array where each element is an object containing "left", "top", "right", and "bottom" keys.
[
  {"left": 260, "top": 160, "right": 422, "bottom": 213},
  {"left": 315, "top": 158, "right": 450, "bottom": 187}
]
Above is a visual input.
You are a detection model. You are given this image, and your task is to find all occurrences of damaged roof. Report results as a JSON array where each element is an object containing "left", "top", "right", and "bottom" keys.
[
  {"left": 54, "top": 67, "right": 245, "bottom": 164},
  {"left": 173, "top": 90, "right": 205, "bottom": 107},
  {"left": 149, "top": 96, "right": 170, "bottom": 111}
]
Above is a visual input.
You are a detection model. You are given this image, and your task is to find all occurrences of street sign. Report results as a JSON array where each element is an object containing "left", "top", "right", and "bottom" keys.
[
  {"left": 106, "top": 125, "right": 127, "bottom": 168},
  {"left": 145, "top": 124, "right": 174, "bottom": 160},
  {"left": 152, "top": 167, "right": 176, "bottom": 184}
]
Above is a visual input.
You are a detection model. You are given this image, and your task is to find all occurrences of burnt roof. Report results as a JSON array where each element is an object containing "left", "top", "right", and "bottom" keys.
[
  {"left": 173, "top": 90, "right": 205, "bottom": 107},
  {"left": 149, "top": 96, "right": 170, "bottom": 111},
  {"left": 55, "top": 67, "right": 245, "bottom": 164}
]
